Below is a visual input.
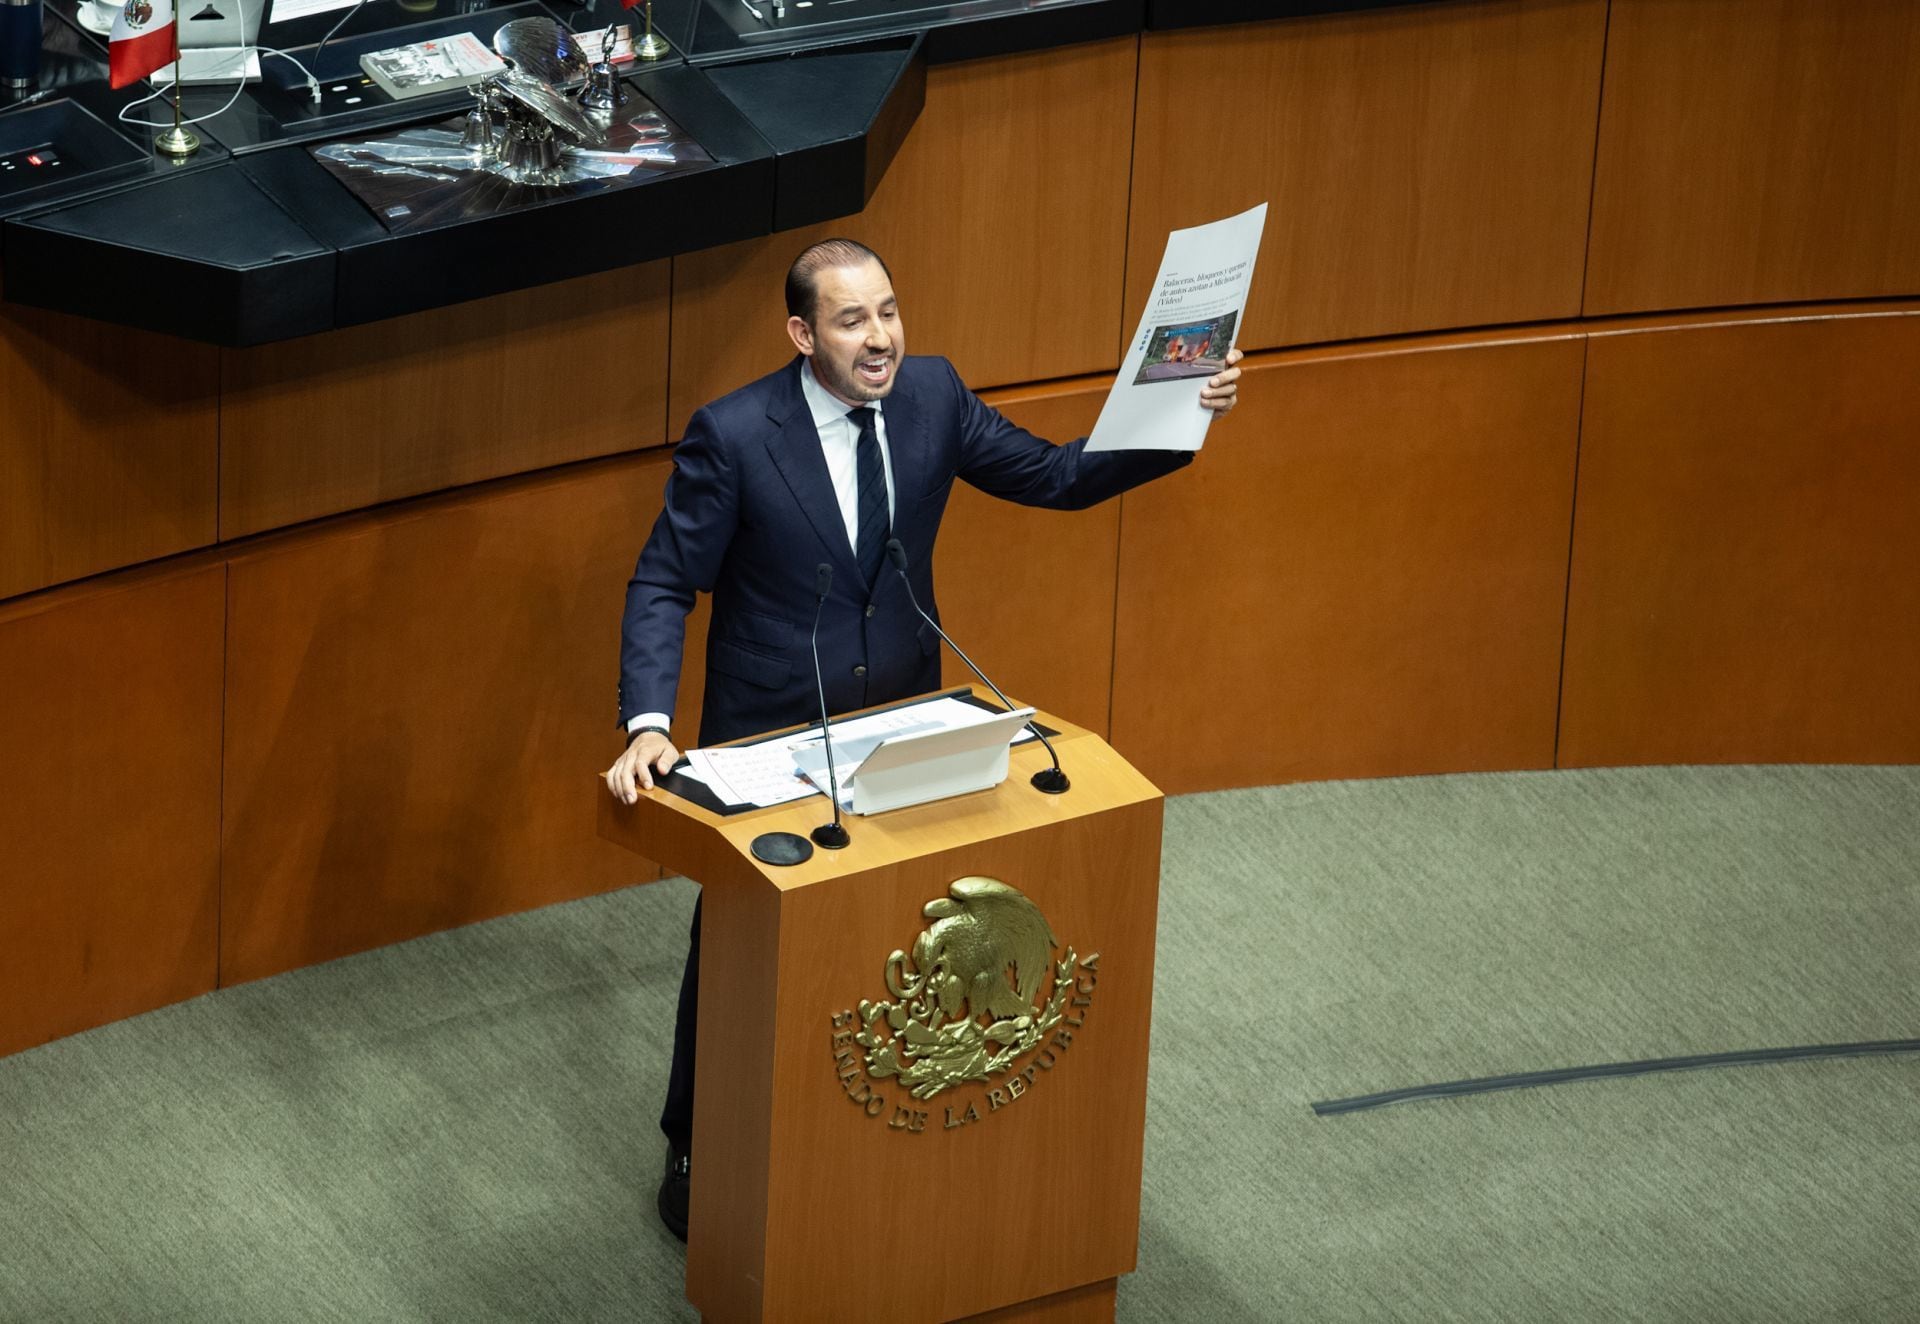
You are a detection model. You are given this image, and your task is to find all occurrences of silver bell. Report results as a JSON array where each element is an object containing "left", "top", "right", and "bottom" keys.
[
  {"left": 461, "top": 101, "right": 496, "bottom": 159},
  {"left": 579, "top": 60, "right": 627, "bottom": 113}
]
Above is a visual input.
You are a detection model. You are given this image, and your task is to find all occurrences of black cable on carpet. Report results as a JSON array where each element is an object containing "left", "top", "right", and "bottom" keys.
[{"left": 1311, "top": 1038, "right": 1920, "bottom": 1116}]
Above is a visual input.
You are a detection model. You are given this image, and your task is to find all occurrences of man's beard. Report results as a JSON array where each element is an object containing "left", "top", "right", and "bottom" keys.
[{"left": 819, "top": 350, "right": 895, "bottom": 402}]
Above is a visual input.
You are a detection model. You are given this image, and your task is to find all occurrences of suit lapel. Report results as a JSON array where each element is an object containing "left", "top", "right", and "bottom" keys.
[
  {"left": 762, "top": 359, "right": 861, "bottom": 580},
  {"left": 880, "top": 362, "right": 929, "bottom": 524}
]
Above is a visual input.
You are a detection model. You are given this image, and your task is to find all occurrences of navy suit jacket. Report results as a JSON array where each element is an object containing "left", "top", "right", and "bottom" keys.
[{"left": 620, "top": 354, "right": 1191, "bottom": 746}]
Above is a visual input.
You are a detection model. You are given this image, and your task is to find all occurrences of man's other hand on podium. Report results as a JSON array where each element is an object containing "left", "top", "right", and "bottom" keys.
[{"left": 606, "top": 729, "right": 682, "bottom": 804}]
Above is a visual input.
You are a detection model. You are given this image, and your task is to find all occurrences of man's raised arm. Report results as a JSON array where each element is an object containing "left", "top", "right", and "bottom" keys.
[{"left": 950, "top": 349, "right": 1244, "bottom": 510}]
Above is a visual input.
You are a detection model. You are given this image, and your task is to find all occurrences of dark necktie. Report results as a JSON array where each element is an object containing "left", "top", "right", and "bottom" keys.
[{"left": 849, "top": 406, "right": 890, "bottom": 588}]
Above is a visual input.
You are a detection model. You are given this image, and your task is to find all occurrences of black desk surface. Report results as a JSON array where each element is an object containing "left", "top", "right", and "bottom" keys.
[{"left": 0, "top": 0, "right": 1450, "bottom": 344}]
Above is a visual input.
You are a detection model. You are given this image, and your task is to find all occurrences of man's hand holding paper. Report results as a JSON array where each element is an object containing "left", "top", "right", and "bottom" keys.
[
  {"left": 1198, "top": 347, "right": 1245, "bottom": 415},
  {"left": 1087, "top": 202, "right": 1267, "bottom": 453}
]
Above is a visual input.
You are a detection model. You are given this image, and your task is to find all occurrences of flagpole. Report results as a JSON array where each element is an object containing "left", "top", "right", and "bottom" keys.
[
  {"left": 154, "top": 24, "right": 198, "bottom": 157},
  {"left": 635, "top": 0, "right": 668, "bottom": 61}
]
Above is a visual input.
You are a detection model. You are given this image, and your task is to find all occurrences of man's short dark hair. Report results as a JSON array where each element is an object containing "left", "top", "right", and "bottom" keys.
[{"left": 785, "top": 239, "right": 893, "bottom": 324}]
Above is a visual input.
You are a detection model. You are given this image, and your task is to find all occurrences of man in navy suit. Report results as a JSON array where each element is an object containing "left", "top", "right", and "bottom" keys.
[{"left": 605, "top": 239, "right": 1242, "bottom": 1241}]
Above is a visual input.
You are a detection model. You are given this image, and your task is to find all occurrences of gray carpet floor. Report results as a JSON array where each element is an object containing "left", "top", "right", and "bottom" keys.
[{"left": 2, "top": 765, "right": 1916, "bottom": 1322}]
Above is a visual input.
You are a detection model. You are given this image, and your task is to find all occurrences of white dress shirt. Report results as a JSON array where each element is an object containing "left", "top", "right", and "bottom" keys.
[
  {"left": 627, "top": 359, "right": 897, "bottom": 738},
  {"left": 798, "top": 356, "right": 898, "bottom": 550}
]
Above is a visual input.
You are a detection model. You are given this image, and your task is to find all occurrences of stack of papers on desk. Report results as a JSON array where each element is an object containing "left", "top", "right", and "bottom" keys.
[
  {"left": 682, "top": 696, "right": 1033, "bottom": 809},
  {"left": 682, "top": 744, "right": 815, "bottom": 809}
]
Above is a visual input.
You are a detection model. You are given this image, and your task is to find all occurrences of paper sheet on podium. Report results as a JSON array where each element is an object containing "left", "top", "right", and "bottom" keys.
[
  {"left": 1086, "top": 203, "right": 1268, "bottom": 454},
  {"left": 683, "top": 696, "right": 1032, "bottom": 808}
]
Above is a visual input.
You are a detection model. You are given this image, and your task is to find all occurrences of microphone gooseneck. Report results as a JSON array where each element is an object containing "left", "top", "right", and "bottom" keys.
[
  {"left": 808, "top": 562, "right": 850, "bottom": 848},
  {"left": 882, "top": 539, "right": 1069, "bottom": 794},
  {"left": 313, "top": 0, "right": 374, "bottom": 63}
]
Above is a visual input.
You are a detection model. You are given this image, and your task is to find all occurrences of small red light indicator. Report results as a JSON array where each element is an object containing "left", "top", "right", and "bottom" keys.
[{"left": 26, "top": 154, "right": 43, "bottom": 166}]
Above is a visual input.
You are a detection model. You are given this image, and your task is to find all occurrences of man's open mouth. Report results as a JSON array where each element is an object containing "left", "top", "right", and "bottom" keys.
[{"left": 857, "top": 356, "right": 893, "bottom": 383}]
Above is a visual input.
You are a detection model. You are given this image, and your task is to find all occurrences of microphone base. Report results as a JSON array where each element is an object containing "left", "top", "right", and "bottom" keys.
[
  {"left": 750, "top": 831, "right": 814, "bottom": 867},
  {"left": 1030, "top": 767, "right": 1070, "bottom": 795},
  {"left": 810, "top": 821, "right": 851, "bottom": 850}
]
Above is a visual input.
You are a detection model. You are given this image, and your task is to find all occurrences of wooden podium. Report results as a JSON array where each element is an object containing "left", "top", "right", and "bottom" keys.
[{"left": 597, "top": 689, "right": 1166, "bottom": 1323}]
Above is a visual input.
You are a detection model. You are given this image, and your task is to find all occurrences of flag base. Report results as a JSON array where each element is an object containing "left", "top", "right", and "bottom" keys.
[
  {"left": 154, "top": 123, "right": 199, "bottom": 158},
  {"left": 635, "top": 0, "right": 669, "bottom": 61}
]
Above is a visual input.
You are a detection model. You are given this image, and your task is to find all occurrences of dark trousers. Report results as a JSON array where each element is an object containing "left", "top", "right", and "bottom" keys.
[{"left": 659, "top": 891, "right": 700, "bottom": 1150}]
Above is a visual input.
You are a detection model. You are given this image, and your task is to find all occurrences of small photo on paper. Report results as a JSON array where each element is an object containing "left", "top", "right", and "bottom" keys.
[{"left": 1133, "top": 310, "right": 1238, "bottom": 385}]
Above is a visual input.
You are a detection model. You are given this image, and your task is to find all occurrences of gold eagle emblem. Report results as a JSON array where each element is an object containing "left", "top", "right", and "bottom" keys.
[{"left": 854, "top": 877, "right": 1088, "bottom": 1101}]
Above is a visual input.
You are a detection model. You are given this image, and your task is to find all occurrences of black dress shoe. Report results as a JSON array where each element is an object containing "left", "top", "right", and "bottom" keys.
[{"left": 658, "top": 1143, "right": 691, "bottom": 1242}]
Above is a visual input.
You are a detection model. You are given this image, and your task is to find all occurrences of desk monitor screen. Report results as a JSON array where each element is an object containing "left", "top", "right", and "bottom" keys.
[
  {"left": 178, "top": 0, "right": 266, "bottom": 49},
  {"left": 268, "top": 0, "right": 360, "bottom": 22}
]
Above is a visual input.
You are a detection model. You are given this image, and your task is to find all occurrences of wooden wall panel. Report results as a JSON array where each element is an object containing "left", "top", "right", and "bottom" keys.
[
  {"left": 0, "top": 301, "right": 218, "bottom": 601},
  {"left": 220, "top": 262, "right": 672, "bottom": 539},
  {"left": 0, "top": 565, "right": 224, "bottom": 1057},
  {"left": 1127, "top": 0, "right": 1605, "bottom": 352},
  {"left": 219, "top": 452, "right": 674, "bottom": 985},
  {"left": 1559, "top": 312, "right": 1920, "bottom": 768},
  {"left": 937, "top": 382, "right": 1120, "bottom": 736},
  {"left": 1585, "top": 1, "right": 1920, "bottom": 316},
  {"left": 667, "top": 37, "right": 1139, "bottom": 437},
  {"left": 1110, "top": 338, "right": 1584, "bottom": 795}
]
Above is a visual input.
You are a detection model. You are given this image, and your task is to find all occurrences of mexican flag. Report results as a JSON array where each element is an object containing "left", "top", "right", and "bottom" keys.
[{"left": 109, "top": 0, "right": 176, "bottom": 90}]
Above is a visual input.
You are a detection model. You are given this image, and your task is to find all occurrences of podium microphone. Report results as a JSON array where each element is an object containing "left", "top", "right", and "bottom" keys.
[
  {"left": 883, "top": 539, "right": 1069, "bottom": 795},
  {"left": 808, "top": 562, "right": 851, "bottom": 848}
]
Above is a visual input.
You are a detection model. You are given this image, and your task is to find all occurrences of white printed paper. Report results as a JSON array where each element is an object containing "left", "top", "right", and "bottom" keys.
[
  {"left": 681, "top": 695, "right": 1034, "bottom": 810},
  {"left": 788, "top": 697, "right": 1011, "bottom": 754},
  {"left": 268, "top": 0, "right": 359, "bottom": 22},
  {"left": 685, "top": 746, "right": 815, "bottom": 809},
  {"left": 1086, "top": 203, "right": 1268, "bottom": 453}
]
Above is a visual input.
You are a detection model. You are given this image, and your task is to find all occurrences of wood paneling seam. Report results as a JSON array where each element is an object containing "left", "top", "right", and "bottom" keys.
[
  {"left": 1576, "top": 0, "right": 1616, "bottom": 318},
  {"left": 1552, "top": 337, "right": 1593, "bottom": 771}
]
